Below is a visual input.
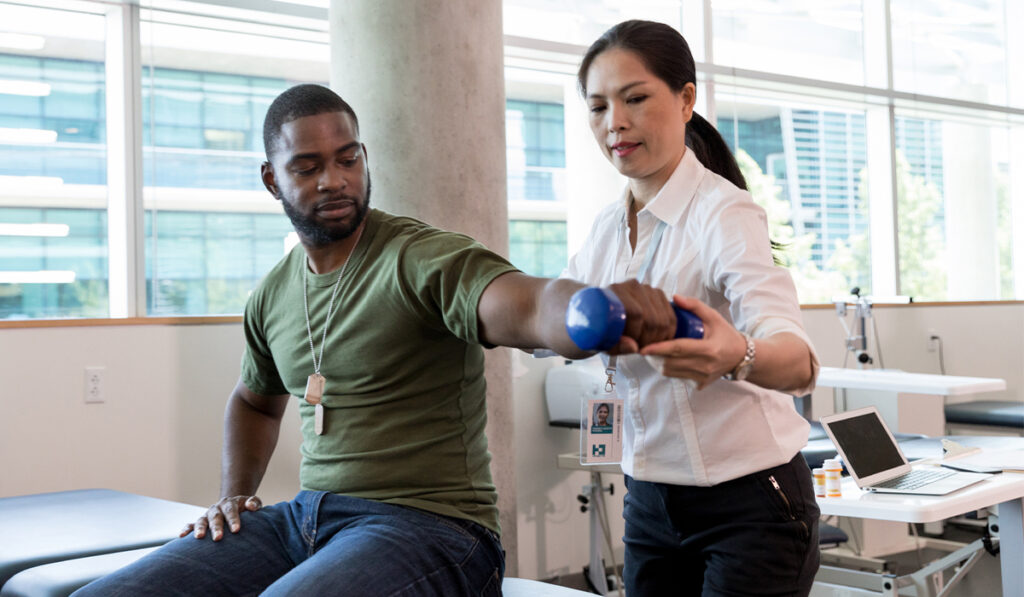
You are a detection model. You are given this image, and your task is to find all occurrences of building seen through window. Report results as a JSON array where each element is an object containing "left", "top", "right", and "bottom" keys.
[
  {"left": 717, "top": 97, "right": 1013, "bottom": 303},
  {"left": 141, "top": 66, "right": 301, "bottom": 316},
  {"left": 0, "top": 1, "right": 109, "bottom": 319},
  {"left": 505, "top": 99, "right": 568, "bottom": 277}
]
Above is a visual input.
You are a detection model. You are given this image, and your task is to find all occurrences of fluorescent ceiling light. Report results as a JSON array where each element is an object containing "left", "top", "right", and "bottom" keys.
[
  {"left": 0, "top": 32, "right": 45, "bottom": 50},
  {"left": 0, "top": 270, "right": 76, "bottom": 284},
  {"left": 272, "top": 0, "right": 328, "bottom": 7},
  {"left": 0, "top": 128, "right": 58, "bottom": 144},
  {"left": 0, "top": 175, "right": 64, "bottom": 189},
  {"left": 0, "top": 79, "right": 50, "bottom": 96},
  {"left": 0, "top": 223, "right": 70, "bottom": 237}
]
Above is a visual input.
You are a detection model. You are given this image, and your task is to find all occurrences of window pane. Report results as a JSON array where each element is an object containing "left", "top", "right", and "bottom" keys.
[
  {"left": 712, "top": 0, "right": 866, "bottom": 86},
  {"left": 509, "top": 220, "right": 567, "bottom": 277},
  {"left": 0, "top": 1, "right": 108, "bottom": 319},
  {"left": 503, "top": 0, "right": 682, "bottom": 47},
  {"left": 894, "top": 111, "right": 1016, "bottom": 300},
  {"left": 141, "top": 7, "right": 329, "bottom": 315},
  {"left": 891, "top": 0, "right": 1010, "bottom": 107},
  {"left": 717, "top": 92, "right": 871, "bottom": 303},
  {"left": 506, "top": 100, "right": 565, "bottom": 201}
]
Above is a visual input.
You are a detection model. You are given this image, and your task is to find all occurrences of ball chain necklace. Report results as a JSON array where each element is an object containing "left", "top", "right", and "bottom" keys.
[{"left": 302, "top": 224, "right": 364, "bottom": 436}]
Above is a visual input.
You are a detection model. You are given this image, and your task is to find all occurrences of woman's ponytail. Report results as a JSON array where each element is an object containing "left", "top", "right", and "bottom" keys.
[{"left": 685, "top": 112, "right": 747, "bottom": 191}]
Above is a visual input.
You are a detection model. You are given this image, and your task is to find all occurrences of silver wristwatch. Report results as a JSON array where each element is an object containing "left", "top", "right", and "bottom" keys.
[{"left": 723, "top": 332, "right": 755, "bottom": 381}]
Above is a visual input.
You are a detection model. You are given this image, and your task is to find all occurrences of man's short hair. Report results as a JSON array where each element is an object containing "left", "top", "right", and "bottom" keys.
[{"left": 262, "top": 84, "right": 359, "bottom": 159}]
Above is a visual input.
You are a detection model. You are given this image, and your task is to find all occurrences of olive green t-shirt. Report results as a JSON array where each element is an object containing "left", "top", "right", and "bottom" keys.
[{"left": 240, "top": 209, "right": 519, "bottom": 535}]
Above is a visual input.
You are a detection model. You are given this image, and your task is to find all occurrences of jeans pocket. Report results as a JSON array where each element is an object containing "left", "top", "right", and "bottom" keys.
[{"left": 479, "top": 569, "right": 502, "bottom": 597}]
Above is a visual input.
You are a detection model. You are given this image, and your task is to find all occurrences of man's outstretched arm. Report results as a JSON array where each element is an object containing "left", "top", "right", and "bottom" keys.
[
  {"left": 180, "top": 379, "right": 290, "bottom": 541},
  {"left": 477, "top": 272, "right": 677, "bottom": 359}
]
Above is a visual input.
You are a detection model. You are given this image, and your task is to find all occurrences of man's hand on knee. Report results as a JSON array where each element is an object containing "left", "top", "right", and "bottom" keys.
[{"left": 180, "top": 495, "right": 262, "bottom": 541}]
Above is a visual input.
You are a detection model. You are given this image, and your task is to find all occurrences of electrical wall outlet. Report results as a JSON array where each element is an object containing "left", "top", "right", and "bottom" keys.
[
  {"left": 926, "top": 330, "right": 940, "bottom": 353},
  {"left": 84, "top": 366, "right": 105, "bottom": 403}
]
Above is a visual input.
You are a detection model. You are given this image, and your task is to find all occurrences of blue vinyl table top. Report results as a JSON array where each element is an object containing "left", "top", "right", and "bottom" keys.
[{"left": 0, "top": 489, "right": 204, "bottom": 588}]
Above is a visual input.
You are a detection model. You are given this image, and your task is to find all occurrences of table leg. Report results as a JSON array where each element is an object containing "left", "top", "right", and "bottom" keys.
[
  {"left": 587, "top": 470, "right": 608, "bottom": 596},
  {"left": 998, "top": 497, "right": 1024, "bottom": 597}
]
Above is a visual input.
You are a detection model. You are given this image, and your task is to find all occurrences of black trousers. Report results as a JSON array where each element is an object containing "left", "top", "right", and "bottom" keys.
[{"left": 623, "top": 454, "right": 820, "bottom": 597}]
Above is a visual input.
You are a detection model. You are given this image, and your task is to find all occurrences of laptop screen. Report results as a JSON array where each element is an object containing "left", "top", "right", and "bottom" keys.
[{"left": 827, "top": 411, "right": 906, "bottom": 478}]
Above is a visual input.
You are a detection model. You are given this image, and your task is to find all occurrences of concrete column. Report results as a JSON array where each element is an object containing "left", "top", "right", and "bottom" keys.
[{"left": 328, "top": 0, "right": 518, "bottom": 573}]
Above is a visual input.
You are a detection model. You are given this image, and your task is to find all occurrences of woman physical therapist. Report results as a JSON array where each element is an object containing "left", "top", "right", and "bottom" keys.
[{"left": 568, "top": 20, "right": 821, "bottom": 596}]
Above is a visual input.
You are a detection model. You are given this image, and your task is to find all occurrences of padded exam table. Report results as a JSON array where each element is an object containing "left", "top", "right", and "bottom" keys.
[{"left": 0, "top": 489, "right": 205, "bottom": 595}]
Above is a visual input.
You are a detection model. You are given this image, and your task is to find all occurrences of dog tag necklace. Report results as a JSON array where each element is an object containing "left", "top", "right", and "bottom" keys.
[{"left": 302, "top": 227, "right": 362, "bottom": 435}]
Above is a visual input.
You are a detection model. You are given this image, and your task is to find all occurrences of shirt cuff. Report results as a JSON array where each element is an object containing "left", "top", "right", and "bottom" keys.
[{"left": 747, "top": 316, "right": 819, "bottom": 396}]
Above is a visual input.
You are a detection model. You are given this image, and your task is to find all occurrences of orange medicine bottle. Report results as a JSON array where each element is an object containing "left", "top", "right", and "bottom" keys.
[
  {"left": 824, "top": 459, "right": 843, "bottom": 498},
  {"left": 812, "top": 468, "right": 826, "bottom": 497}
]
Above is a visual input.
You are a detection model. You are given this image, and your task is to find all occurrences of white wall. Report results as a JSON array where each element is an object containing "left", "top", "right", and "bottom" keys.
[
  {"left": 802, "top": 303, "right": 1024, "bottom": 417},
  {"left": 0, "top": 323, "right": 304, "bottom": 506},
  {"left": 1, "top": 302, "right": 1021, "bottom": 579}
]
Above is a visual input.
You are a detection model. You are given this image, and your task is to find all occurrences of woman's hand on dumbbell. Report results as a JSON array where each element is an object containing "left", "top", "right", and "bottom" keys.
[
  {"left": 604, "top": 280, "right": 677, "bottom": 354},
  {"left": 640, "top": 295, "right": 749, "bottom": 389}
]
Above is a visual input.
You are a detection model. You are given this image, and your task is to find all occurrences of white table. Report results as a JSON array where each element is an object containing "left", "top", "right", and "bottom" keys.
[
  {"left": 817, "top": 473, "right": 1024, "bottom": 596},
  {"left": 817, "top": 367, "right": 1007, "bottom": 435}
]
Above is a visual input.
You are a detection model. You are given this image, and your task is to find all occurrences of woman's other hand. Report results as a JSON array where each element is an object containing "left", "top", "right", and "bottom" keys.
[{"left": 639, "top": 294, "right": 747, "bottom": 389}]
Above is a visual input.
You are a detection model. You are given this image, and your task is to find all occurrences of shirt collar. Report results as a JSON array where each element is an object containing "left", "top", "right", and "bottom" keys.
[{"left": 624, "top": 148, "right": 706, "bottom": 227}]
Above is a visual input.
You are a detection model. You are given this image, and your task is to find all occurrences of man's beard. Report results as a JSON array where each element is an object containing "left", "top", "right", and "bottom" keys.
[{"left": 280, "top": 176, "right": 371, "bottom": 247}]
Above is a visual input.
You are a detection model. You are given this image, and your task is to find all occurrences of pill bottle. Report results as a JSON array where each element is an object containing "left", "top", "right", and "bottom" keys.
[
  {"left": 812, "top": 468, "right": 826, "bottom": 498},
  {"left": 823, "top": 459, "right": 842, "bottom": 498}
]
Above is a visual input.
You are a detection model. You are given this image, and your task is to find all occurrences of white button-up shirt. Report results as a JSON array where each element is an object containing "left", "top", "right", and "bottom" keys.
[{"left": 563, "top": 149, "right": 819, "bottom": 486}]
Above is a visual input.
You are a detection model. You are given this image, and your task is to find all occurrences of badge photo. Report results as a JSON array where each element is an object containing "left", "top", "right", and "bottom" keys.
[{"left": 582, "top": 397, "right": 623, "bottom": 465}]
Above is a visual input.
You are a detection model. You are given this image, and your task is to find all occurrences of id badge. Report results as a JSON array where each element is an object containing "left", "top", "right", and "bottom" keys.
[{"left": 580, "top": 396, "right": 623, "bottom": 465}]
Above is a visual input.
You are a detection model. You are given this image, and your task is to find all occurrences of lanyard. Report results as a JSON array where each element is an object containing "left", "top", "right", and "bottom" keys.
[
  {"left": 606, "top": 217, "right": 668, "bottom": 392},
  {"left": 635, "top": 219, "right": 668, "bottom": 284}
]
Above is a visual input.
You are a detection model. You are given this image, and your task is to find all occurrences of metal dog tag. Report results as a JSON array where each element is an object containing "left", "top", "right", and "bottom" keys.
[
  {"left": 305, "top": 374, "right": 326, "bottom": 436},
  {"left": 305, "top": 373, "right": 324, "bottom": 405},
  {"left": 314, "top": 403, "right": 325, "bottom": 435}
]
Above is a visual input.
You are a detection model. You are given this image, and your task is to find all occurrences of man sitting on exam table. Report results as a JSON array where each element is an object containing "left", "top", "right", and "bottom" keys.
[{"left": 73, "top": 84, "right": 678, "bottom": 597}]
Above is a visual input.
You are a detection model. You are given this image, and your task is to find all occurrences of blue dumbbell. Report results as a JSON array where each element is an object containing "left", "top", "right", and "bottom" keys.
[{"left": 565, "top": 286, "right": 704, "bottom": 351}]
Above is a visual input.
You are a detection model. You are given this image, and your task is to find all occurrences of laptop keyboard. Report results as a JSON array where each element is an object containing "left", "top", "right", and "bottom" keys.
[{"left": 872, "top": 468, "right": 957, "bottom": 490}]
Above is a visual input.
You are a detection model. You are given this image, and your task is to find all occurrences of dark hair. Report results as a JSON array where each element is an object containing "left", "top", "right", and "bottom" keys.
[
  {"left": 262, "top": 84, "right": 359, "bottom": 159},
  {"left": 578, "top": 20, "right": 787, "bottom": 261}
]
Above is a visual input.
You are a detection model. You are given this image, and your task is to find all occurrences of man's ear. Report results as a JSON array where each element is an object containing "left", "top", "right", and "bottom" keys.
[
  {"left": 361, "top": 143, "right": 369, "bottom": 165},
  {"left": 260, "top": 161, "right": 279, "bottom": 199}
]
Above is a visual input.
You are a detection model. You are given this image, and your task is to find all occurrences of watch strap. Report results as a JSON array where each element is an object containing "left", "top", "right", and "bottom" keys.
[{"left": 723, "top": 332, "right": 755, "bottom": 381}]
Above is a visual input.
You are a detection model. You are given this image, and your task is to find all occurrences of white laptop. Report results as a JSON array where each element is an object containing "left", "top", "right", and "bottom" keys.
[{"left": 820, "top": 406, "right": 991, "bottom": 495}]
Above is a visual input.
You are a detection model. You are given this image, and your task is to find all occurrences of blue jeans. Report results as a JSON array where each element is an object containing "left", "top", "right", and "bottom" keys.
[
  {"left": 623, "top": 454, "right": 820, "bottom": 596},
  {"left": 73, "top": 491, "right": 505, "bottom": 597}
]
